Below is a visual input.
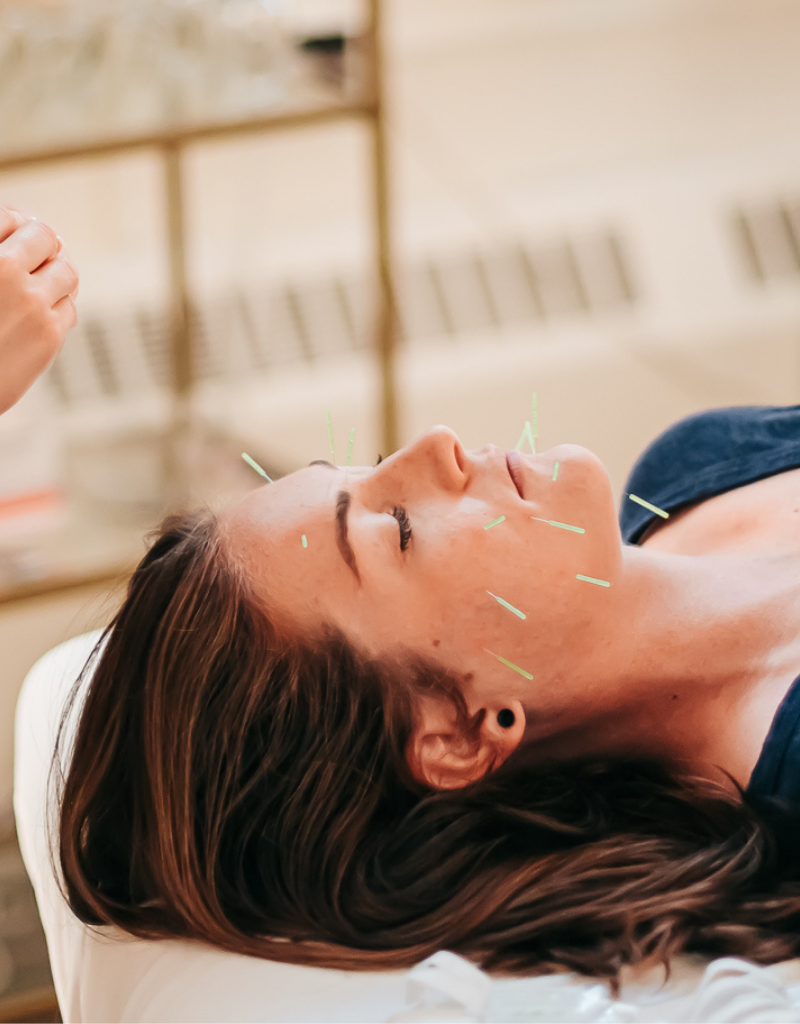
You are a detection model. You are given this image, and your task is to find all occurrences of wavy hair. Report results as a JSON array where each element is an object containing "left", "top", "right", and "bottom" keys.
[{"left": 56, "top": 508, "right": 800, "bottom": 984}]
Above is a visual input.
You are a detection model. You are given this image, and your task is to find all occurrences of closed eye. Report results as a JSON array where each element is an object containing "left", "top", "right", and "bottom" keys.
[{"left": 391, "top": 505, "right": 412, "bottom": 552}]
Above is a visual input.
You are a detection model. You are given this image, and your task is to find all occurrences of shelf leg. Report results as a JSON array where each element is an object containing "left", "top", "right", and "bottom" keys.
[
  {"left": 367, "top": 0, "right": 400, "bottom": 457},
  {"left": 163, "top": 141, "right": 193, "bottom": 507}
]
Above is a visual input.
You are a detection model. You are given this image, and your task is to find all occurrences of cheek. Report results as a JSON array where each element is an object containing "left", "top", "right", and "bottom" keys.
[
  {"left": 327, "top": 574, "right": 413, "bottom": 655},
  {"left": 558, "top": 459, "right": 617, "bottom": 533},
  {"left": 470, "top": 526, "right": 600, "bottom": 637},
  {"left": 264, "top": 550, "right": 358, "bottom": 639},
  {"left": 343, "top": 558, "right": 470, "bottom": 658}
]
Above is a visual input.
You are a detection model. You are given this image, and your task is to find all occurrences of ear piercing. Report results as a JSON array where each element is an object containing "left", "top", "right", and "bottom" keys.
[{"left": 497, "top": 708, "right": 515, "bottom": 729}]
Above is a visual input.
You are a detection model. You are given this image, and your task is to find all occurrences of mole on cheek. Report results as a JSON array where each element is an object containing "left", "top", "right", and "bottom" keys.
[{"left": 433, "top": 639, "right": 441, "bottom": 647}]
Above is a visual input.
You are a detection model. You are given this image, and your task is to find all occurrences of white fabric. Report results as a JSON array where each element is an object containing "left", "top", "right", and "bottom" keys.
[
  {"left": 389, "top": 954, "right": 800, "bottom": 1022},
  {"left": 13, "top": 631, "right": 411, "bottom": 1023},
  {"left": 13, "top": 631, "right": 800, "bottom": 1022}
]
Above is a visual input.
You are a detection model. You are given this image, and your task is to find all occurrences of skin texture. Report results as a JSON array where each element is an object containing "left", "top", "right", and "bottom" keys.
[
  {"left": 0, "top": 205, "right": 78, "bottom": 415},
  {"left": 224, "top": 426, "right": 800, "bottom": 791}
]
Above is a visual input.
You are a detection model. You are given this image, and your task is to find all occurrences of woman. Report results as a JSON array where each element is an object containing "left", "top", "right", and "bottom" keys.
[{"left": 58, "top": 408, "right": 800, "bottom": 983}]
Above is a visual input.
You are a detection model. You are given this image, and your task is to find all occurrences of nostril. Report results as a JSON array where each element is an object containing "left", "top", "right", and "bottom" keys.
[
  {"left": 425, "top": 425, "right": 467, "bottom": 484},
  {"left": 453, "top": 441, "right": 464, "bottom": 474}
]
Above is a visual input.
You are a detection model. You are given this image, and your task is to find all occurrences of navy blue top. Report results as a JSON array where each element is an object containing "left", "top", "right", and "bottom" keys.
[{"left": 618, "top": 404, "right": 800, "bottom": 813}]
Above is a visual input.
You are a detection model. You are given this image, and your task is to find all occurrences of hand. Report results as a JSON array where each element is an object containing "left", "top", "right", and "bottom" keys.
[{"left": 0, "top": 205, "right": 79, "bottom": 415}]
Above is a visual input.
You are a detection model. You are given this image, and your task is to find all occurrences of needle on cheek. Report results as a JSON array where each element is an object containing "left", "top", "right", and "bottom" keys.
[
  {"left": 483, "top": 648, "right": 534, "bottom": 681},
  {"left": 530, "top": 517, "right": 585, "bottom": 534},
  {"left": 576, "top": 574, "right": 611, "bottom": 588},
  {"left": 486, "top": 590, "right": 527, "bottom": 620}
]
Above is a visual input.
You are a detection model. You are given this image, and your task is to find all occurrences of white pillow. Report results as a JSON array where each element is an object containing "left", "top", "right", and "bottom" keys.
[
  {"left": 18, "top": 632, "right": 800, "bottom": 1023},
  {"left": 13, "top": 631, "right": 411, "bottom": 1023}
]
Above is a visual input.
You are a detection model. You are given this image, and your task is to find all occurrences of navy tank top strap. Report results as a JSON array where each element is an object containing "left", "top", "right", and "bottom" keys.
[{"left": 619, "top": 404, "right": 800, "bottom": 545}]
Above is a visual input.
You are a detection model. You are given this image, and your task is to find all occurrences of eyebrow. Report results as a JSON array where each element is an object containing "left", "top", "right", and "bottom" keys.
[
  {"left": 308, "top": 461, "right": 361, "bottom": 583},
  {"left": 335, "top": 490, "right": 361, "bottom": 584}
]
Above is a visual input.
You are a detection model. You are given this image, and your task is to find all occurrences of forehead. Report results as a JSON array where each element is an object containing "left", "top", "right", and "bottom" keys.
[
  {"left": 229, "top": 464, "right": 338, "bottom": 534},
  {"left": 221, "top": 463, "right": 366, "bottom": 624},
  {"left": 225, "top": 462, "right": 369, "bottom": 554}
]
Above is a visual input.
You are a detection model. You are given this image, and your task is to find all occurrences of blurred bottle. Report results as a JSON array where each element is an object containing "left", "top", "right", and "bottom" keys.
[{"left": 0, "top": 380, "right": 65, "bottom": 583}]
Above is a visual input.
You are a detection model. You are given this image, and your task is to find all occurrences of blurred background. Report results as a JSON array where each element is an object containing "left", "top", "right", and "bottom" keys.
[{"left": 2, "top": 0, "right": 800, "bottom": 1017}]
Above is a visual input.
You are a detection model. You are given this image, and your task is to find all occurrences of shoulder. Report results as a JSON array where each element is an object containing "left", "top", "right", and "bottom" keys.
[{"left": 620, "top": 405, "right": 800, "bottom": 545}]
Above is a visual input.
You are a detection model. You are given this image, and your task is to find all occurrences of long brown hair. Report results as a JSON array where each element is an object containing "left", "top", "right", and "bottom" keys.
[{"left": 57, "top": 508, "right": 800, "bottom": 983}]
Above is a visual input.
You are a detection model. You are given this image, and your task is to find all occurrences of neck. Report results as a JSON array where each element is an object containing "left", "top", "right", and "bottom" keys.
[{"left": 526, "top": 544, "right": 800, "bottom": 783}]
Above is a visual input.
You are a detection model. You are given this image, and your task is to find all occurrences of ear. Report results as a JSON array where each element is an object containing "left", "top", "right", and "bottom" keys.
[{"left": 406, "top": 695, "right": 526, "bottom": 790}]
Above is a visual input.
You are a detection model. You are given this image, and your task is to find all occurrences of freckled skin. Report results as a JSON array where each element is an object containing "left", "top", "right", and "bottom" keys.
[
  {"left": 222, "top": 426, "right": 623, "bottom": 783},
  {"left": 222, "top": 425, "right": 800, "bottom": 789},
  {"left": 223, "top": 426, "right": 619, "bottom": 707}
]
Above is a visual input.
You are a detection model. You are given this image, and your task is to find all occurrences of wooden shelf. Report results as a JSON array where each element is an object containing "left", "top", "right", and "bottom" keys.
[
  {"left": 0, "top": 0, "right": 398, "bottom": 605},
  {"left": 0, "top": 5, "right": 396, "bottom": 1018},
  {"left": 0, "top": 502, "right": 147, "bottom": 606},
  {"left": 0, "top": 984, "right": 59, "bottom": 1024},
  {"left": 0, "top": 91, "right": 376, "bottom": 172},
  {"left": 0, "top": 563, "right": 134, "bottom": 609}
]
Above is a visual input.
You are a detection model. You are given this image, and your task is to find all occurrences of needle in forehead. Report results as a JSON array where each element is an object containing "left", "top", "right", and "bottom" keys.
[{"left": 241, "top": 452, "right": 273, "bottom": 482}]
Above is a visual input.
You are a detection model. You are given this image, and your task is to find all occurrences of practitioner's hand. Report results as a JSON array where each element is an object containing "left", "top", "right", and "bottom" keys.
[{"left": 0, "top": 205, "right": 78, "bottom": 415}]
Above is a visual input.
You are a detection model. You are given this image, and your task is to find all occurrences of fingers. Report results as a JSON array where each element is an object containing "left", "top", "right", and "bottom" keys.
[
  {"left": 0, "top": 206, "right": 26, "bottom": 245},
  {"left": 32, "top": 252, "right": 79, "bottom": 307},
  {"left": 0, "top": 217, "right": 60, "bottom": 272},
  {"left": 0, "top": 205, "right": 77, "bottom": 413},
  {"left": 52, "top": 293, "right": 78, "bottom": 338}
]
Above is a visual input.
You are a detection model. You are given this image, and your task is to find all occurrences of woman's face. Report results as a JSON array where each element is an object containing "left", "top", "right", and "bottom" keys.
[{"left": 223, "top": 427, "right": 622, "bottom": 704}]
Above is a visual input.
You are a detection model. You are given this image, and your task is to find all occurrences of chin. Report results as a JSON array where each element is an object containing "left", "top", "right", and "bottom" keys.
[
  {"left": 542, "top": 443, "right": 615, "bottom": 511},
  {"left": 543, "top": 443, "right": 608, "bottom": 477}
]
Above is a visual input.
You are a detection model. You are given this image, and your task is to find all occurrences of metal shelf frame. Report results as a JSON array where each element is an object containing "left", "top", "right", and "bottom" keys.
[{"left": 0, "top": 0, "right": 398, "bottom": 606}]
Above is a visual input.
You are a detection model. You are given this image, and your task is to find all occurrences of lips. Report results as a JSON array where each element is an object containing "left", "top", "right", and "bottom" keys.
[{"left": 506, "top": 451, "right": 525, "bottom": 499}]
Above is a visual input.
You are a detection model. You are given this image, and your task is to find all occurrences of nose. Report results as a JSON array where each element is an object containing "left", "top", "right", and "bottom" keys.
[{"left": 378, "top": 425, "right": 467, "bottom": 491}]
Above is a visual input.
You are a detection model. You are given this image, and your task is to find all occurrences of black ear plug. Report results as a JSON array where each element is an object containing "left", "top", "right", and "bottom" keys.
[{"left": 497, "top": 708, "right": 515, "bottom": 729}]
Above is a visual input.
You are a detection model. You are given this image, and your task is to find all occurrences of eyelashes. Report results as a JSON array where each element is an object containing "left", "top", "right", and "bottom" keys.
[
  {"left": 391, "top": 505, "right": 412, "bottom": 552},
  {"left": 373, "top": 457, "right": 410, "bottom": 552}
]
